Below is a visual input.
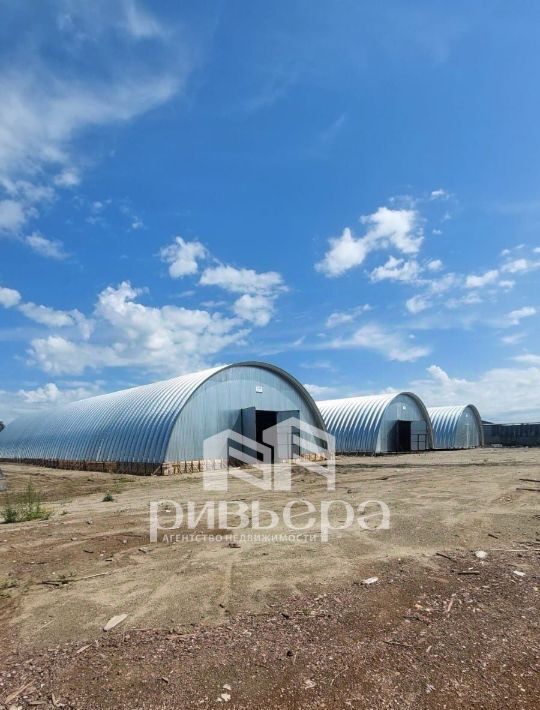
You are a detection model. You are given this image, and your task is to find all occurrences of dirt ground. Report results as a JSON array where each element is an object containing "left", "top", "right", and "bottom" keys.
[{"left": 0, "top": 447, "right": 538, "bottom": 709}]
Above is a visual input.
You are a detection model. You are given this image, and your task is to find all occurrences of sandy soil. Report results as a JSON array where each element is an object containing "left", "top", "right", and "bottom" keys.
[{"left": 0, "top": 447, "right": 538, "bottom": 708}]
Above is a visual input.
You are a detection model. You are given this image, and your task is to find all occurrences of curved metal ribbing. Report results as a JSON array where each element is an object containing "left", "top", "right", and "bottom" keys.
[
  {"left": 0, "top": 366, "right": 224, "bottom": 462},
  {"left": 0, "top": 362, "right": 327, "bottom": 464},
  {"left": 317, "top": 392, "right": 434, "bottom": 453},
  {"left": 427, "top": 404, "right": 484, "bottom": 449}
]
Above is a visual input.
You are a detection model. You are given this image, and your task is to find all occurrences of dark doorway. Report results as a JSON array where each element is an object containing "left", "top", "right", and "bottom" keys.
[
  {"left": 255, "top": 410, "right": 278, "bottom": 461},
  {"left": 396, "top": 420, "right": 412, "bottom": 452},
  {"left": 238, "top": 408, "right": 300, "bottom": 464}
]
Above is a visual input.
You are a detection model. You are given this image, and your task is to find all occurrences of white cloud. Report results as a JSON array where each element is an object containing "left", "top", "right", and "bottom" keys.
[
  {"left": 370, "top": 256, "right": 421, "bottom": 283},
  {"left": 0, "top": 199, "right": 26, "bottom": 232},
  {"left": 328, "top": 323, "right": 430, "bottom": 362},
  {"left": 0, "top": 3, "right": 189, "bottom": 245},
  {"left": 123, "top": 0, "right": 166, "bottom": 39},
  {"left": 233, "top": 294, "right": 274, "bottom": 326},
  {"left": 53, "top": 169, "right": 80, "bottom": 188},
  {"left": 18, "top": 302, "right": 86, "bottom": 329},
  {"left": 25, "top": 232, "right": 68, "bottom": 260},
  {"left": 429, "top": 189, "right": 448, "bottom": 200},
  {"left": 303, "top": 383, "right": 335, "bottom": 398},
  {"left": 315, "top": 227, "right": 368, "bottom": 277},
  {"left": 200, "top": 265, "right": 286, "bottom": 295},
  {"left": 316, "top": 207, "right": 422, "bottom": 277},
  {"left": 514, "top": 353, "right": 540, "bottom": 365},
  {"left": 361, "top": 207, "right": 422, "bottom": 254},
  {"left": 501, "top": 332, "right": 526, "bottom": 345},
  {"left": 501, "top": 258, "right": 530, "bottom": 273},
  {"left": 426, "top": 259, "right": 443, "bottom": 272},
  {"left": 412, "top": 363, "right": 540, "bottom": 420},
  {"left": 160, "top": 237, "right": 207, "bottom": 278},
  {"left": 465, "top": 269, "right": 500, "bottom": 289},
  {"left": 0, "top": 381, "right": 103, "bottom": 422},
  {"left": 325, "top": 305, "right": 371, "bottom": 328},
  {"left": 507, "top": 306, "right": 536, "bottom": 326},
  {"left": 0, "top": 286, "right": 22, "bottom": 308},
  {"left": 19, "top": 382, "right": 63, "bottom": 404},
  {"left": 28, "top": 281, "right": 248, "bottom": 376},
  {"left": 405, "top": 294, "right": 429, "bottom": 314}
]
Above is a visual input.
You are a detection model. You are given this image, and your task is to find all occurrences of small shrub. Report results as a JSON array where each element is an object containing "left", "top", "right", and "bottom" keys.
[
  {"left": 1, "top": 483, "right": 51, "bottom": 524},
  {"left": 102, "top": 491, "right": 114, "bottom": 502},
  {"left": 19, "top": 482, "right": 51, "bottom": 521},
  {"left": 1, "top": 497, "right": 18, "bottom": 524}
]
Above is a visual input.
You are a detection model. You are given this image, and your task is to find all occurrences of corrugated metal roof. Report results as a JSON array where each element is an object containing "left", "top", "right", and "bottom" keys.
[
  {"left": 0, "top": 361, "right": 325, "bottom": 463},
  {"left": 428, "top": 404, "right": 484, "bottom": 449},
  {"left": 317, "top": 392, "right": 433, "bottom": 453}
]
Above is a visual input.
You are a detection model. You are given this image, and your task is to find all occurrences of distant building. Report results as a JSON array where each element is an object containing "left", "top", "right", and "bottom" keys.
[
  {"left": 428, "top": 405, "right": 484, "bottom": 449},
  {"left": 483, "top": 421, "right": 540, "bottom": 447},
  {"left": 317, "top": 393, "right": 434, "bottom": 453}
]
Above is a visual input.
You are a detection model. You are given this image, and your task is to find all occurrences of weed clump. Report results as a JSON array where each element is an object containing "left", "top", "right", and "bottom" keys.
[{"left": 1, "top": 483, "right": 51, "bottom": 524}]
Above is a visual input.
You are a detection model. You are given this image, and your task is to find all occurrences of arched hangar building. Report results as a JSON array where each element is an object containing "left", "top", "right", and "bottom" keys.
[
  {"left": 428, "top": 405, "right": 484, "bottom": 449},
  {"left": 317, "top": 393, "right": 434, "bottom": 454},
  {"left": 0, "top": 362, "right": 326, "bottom": 474}
]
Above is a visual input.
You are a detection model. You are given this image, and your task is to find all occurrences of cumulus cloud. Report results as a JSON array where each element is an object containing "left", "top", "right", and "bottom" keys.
[
  {"left": 370, "top": 256, "right": 421, "bottom": 283},
  {"left": 429, "top": 189, "right": 449, "bottom": 200},
  {"left": 0, "top": 381, "right": 103, "bottom": 422},
  {"left": 514, "top": 353, "right": 540, "bottom": 365},
  {"left": 0, "top": 199, "right": 27, "bottom": 232},
  {"left": 328, "top": 323, "right": 430, "bottom": 362},
  {"left": 17, "top": 302, "right": 89, "bottom": 330},
  {"left": 507, "top": 306, "right": 536, "bottom": 326},
  {"left": 25, "top": 233, "right": 68, "bottom": 260},
  {"left": 426, "top": 259, "right": 443, "bottom": 272},
  {"left": 315, "top": 227, "right": 369, "bottom": 277},
  {"left": 200, "top": 265, "right": 286, "bottom": 295},
  {"left": 405, "top": 294, "right": 429, "bottom": 314},
  {"left": 303, "top": 383, "right": 335, "bottom": 398},
  {"left": 27, "top": 281, "right": 248, "bottom": 376},
  {"left": 0, "top": 286, "right": 22, "bottom": 308},
  {"left": 465, "top": 269, "right": 500, "bottom": 289},
  {"left": 316, "top": 207, "right": 422, "bottom": 277},
  {"left": 411, "top": 363, "right": 540, "bottom": 420},
  {"left": 160, "top": 237, "right": 207, "bottom": 278},
  {"left": 233, "top": 294, "right": 275, "bottom": 326}
]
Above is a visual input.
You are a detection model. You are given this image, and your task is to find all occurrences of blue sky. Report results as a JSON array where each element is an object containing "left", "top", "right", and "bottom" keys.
[{"left": 1, "top": 0, "right": 540, "bottom": 422}]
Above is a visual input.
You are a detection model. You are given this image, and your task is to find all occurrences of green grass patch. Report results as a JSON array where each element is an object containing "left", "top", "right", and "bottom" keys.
[
  {"left": 1, "top": 482, "right": 52, "bottom": 524},
  {"left": 102, "top": 491, "right": 115, "bottom": 502}
]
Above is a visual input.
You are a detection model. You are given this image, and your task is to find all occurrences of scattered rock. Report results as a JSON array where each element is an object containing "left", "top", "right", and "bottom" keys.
[
  {"left": 513, "top": 570, "right": 526, "bottom": 577},
  {"left": 363, "top": 577, "right": 379, "bottom": 585},
  {"left": 304, "top": 679, "right": 316, "bottom": 689},
  {"left": 475, "top": 550, "right": 488, "bottom": 559},
  {"left": 103, "top": 614, "right": 128, "bottom": 632},
  {"left": 228, "top": 542, "right": 241, "bottom": 549}
]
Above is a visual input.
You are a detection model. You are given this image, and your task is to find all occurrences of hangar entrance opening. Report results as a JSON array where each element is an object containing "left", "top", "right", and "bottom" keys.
[
  {"left": 240, "top": 407, "right": 300, "bottom": 463},
  {"left": 396, "top": 420, "right": 411, "bottom": 452},
  {"left": 391, "top": 419, "right": 429, "bottom": 453}
]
